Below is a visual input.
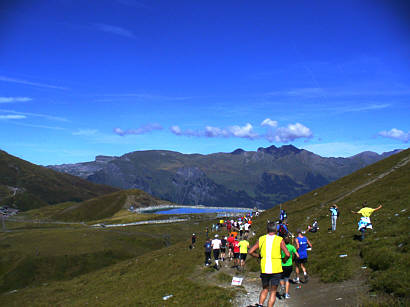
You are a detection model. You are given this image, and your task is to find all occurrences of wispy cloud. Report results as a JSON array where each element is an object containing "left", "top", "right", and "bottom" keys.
[
  {"left": 6, "top": 121, "right": 65, "bottom": 130},
  {"left": 379, "top": 128, "right": 409, "bottom": 143},
  {"left": 92, "top": 23, "right": 136, "bottom": 39},
  {"left": 72, "top": 129, "right": 99, "bottom": 136},
  {"left": 0, "top": 97, "right": 32, "bottom": 103},
  {"left": 0, "top": 114, "right": 26, "bottom": 120},
  {"left": 0, "top": 76, "right": 68, "bottom": 90},
  {"left": 171, "top": 123, "right": 258, "bottom": 139},
  {"left": 96, "top": 93, "right": 193, "bottom": 101},
  {"left": 265, "top": 87, "right": 410, "bottom": 98},
  {"left": 0, "top": 109, "right": 69, "bottom": 122},
  {"left": 114, "top": 123, "right": 163, "bottom": 136}
]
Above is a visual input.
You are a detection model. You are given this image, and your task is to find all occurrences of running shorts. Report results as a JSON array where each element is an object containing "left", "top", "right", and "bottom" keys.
[
  {"left": 234, "top": 252, "right": 240, "bottom": 259},
  {"left": 281, "top": 266, "right": 292, "bottom": 280},
  {"left": 213, "top": 249, "right": 220, "bottom": 259},
  {"left": 260, "top": 273, "right": 281, "bottom": 288},
  {"left": 296, "top": 258, "right": 307, "bottom": 264},
  {"left": 240, "top": 253, "right": 247, "bottom": 261}
]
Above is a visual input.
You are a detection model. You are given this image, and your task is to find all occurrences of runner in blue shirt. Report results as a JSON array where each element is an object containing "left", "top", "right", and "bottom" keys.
[{"left": 295, "top": 230, "right": 312, "bottom": 283}]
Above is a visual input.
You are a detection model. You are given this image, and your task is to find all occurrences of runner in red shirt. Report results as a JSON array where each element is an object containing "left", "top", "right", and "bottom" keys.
[
  {"left": 227, "top": 234, "right": 235, "bottom": 261},
  {"left": 233, "top": 238, "right": 240, "bottom": 268}
]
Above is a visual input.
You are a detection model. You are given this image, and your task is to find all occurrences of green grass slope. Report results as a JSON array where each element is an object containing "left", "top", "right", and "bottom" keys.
[
  {"left": 0, "top": 150, "right": 118, "bottom": 210},
  {"left": 251, "top": 148, "right": 410, "bottom": 304}
]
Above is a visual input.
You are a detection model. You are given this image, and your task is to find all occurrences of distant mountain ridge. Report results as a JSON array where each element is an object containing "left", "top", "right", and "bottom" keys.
[{"left": 48, "top": 146, "right": 402, "bottom": 209}]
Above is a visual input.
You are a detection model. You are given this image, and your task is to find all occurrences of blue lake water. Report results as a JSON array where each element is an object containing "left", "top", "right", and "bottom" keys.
[{"left": 156, "top": 207, "right": 252, "bottom": 215}]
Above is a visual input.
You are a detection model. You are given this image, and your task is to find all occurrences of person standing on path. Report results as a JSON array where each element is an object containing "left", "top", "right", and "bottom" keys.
[
  {"left": 279, "top": 236, "right": 299, "bottom": 299},
  {"left": 249, "top": 222, "right": 290, "bottom": 307},
  {"left": 295, "top": 230, "right": 312, "bottom": 283},
  {"left": 329, "top": 204, "right": 339, "bottom": 231},
  {"left": 211, "top": 234, "right": 222, "bottom": 270},
  {"left": 238, "top": 236, "right": 250, "bottom": 270}
]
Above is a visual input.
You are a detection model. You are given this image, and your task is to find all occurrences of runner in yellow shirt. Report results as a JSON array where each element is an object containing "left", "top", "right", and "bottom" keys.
[
  {"left": 352, "top": 202, "right": 382, "bottom": 217},
  {"left": 238, "top": 237, "right": 250, "bottom": 270}
]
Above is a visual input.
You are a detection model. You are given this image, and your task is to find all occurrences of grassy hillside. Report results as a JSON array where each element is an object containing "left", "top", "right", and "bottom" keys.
[
  {"left": 0, "top": 150, "right": 118, "bottom": 210},
  {"left": 251, "top": 148, "right": 410, "bottom": 304},
  {"left": 0, "top": 149, "right": 408, "bottom": 306},
  {"left": 32, "top": 189, "right": 173, "bottom": 222}
]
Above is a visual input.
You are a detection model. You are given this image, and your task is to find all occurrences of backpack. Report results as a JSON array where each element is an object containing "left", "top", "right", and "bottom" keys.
[
  {"left": 278, "top": 224, "right": 288, "bottom": 237},
  {"left": 336, "top": 208, "right": 340, "bottom": 217}
]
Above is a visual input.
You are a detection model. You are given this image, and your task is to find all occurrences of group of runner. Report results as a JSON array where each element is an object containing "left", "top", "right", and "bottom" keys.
[
  {"left": 194, "top": 202, "right": 383, "bottom": 307},
  {"left": 204, "top": 215, "right": 254, "bottom": 270}
]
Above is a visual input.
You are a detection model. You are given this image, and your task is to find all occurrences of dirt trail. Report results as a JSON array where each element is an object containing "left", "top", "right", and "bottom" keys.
[
  {"left": 195, "top": 254, "right": 367, "bottom": 307},
  {"left": 333, "top": 154, "right": 410, "bottom": 203}
]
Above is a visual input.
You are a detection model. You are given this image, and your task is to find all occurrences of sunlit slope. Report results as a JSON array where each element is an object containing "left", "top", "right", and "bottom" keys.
[
  {"left": 25, "top": 189, "right": 173, "bottom": 222},
  {"left": 0, "top": 150, "right": 118, "bottom": 210},
  {"left": 253, "top": 148, "right": 409, "bottom": 302}
]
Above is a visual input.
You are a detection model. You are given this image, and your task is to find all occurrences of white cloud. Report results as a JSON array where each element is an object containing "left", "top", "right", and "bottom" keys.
[
  {"left": 204, "top": 126, "right": 229, "bottom": 137},
  {"left": 266, "top": 122, "right": 313, "bottom": 142},
  {"left": 261, "top": 118, "right": 278, "bottom": 127},
  {"left": 114, "top": 123, "right": 163, "bottom": 136},
  {"left": 228, "top": 123, "right": 258, "bottom": 139},
  {"left": 0, "top": 115, "right": 26, "bottom": 119},
  {"left": 379, "top": 128, "right": 409, "bottom": 143},
  {"left": 0, "top": 76, "right": 68, "bottom": 90},
  {"left": 93, "top": 23, "right": 136, "bottom": 39},
  {"left": 0, "top": 97, "right": 32, "bottom": 103}
]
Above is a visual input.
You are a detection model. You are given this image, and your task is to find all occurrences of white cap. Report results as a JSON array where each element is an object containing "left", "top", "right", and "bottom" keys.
[{"left": 215, "top": 234, "right": 219, "bottom": 238}]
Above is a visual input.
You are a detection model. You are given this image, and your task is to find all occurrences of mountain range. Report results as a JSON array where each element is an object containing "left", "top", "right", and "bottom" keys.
[{"left": 48, "top": 145, "right": 402, "bottom": 209}]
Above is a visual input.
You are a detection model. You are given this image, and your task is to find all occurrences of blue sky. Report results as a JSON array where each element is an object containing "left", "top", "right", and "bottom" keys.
[{"left": 1, "top": 0, "right": 409, "bottom": 165}]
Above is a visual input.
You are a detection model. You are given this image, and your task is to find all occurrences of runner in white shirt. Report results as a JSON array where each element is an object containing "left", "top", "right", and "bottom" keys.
[
  {"left": 211, "top": 234, "right": 222, "bottom": 269},
  {"left": 244, "top": 222, "right": 250, "bottom": 235}
]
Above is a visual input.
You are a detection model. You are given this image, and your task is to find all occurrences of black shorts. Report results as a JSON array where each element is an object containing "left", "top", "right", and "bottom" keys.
[
  {"left": 213, "top": 249, "right": 220, "bottom": 259},
  {"left": 281, "top": 266, "right": 292, "bottom": 279},
  {"left": 296, "top": 258, "right": 307, "bottom": 264},
  {"left": 240, "top": 253, "right": 247, "bottom": 260},
  {"left": 234, "top": 252, "right": 240, "bottom": 259},
  {"left": 220, "top": 247, "right": 226, "bottom": 253},
  {"left": 260, "top": 273, "right": 281, "bottom": 288}
]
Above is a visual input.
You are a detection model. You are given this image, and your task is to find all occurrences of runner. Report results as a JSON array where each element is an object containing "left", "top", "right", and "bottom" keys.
[
  {"left": 211, "top": 234, "right": 222, "bottom": 270},
  {"left": 279, "top": 236, "right": 299, "bottom": 299},
  {"left": 238, "top": 236, "right": 250, "bottom": 270},
  {"left": 191, "top": 233, "right": 196, "bottom": 248},
  {"left": 279, "top": 209, "right": 287, "bottom": 222},
  {"left": 352, "top": 202, "right": 382, "bottom": 240},
  {"left": 276, "top": 221, "right": 289, "bottom": 238},
  {"left": 226, "top": 220, "right": 232, "bottom": 234},
  {"left": 329, "top": 204, "right": 339, "bottom": 231},
  {"left": 227, "top": 233, "right": 235, "bottom": 261},
  {"left": 249, "top": 222, "right": 290, "bottom": 307},
  {"left": 233, "top": 237, "right": 240, "bottom": 269},
  {"left": 294, "top": 229, "right": 312, "bottom": 283},
  {"left": 220, "top": 236, "right": 227, "bottom": 261},
  {"left": 204, "top": 238, "right": 212, "bottom": 266},
  {"left": 244, "top": 221, "right": 250, "bottom": 235}
]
